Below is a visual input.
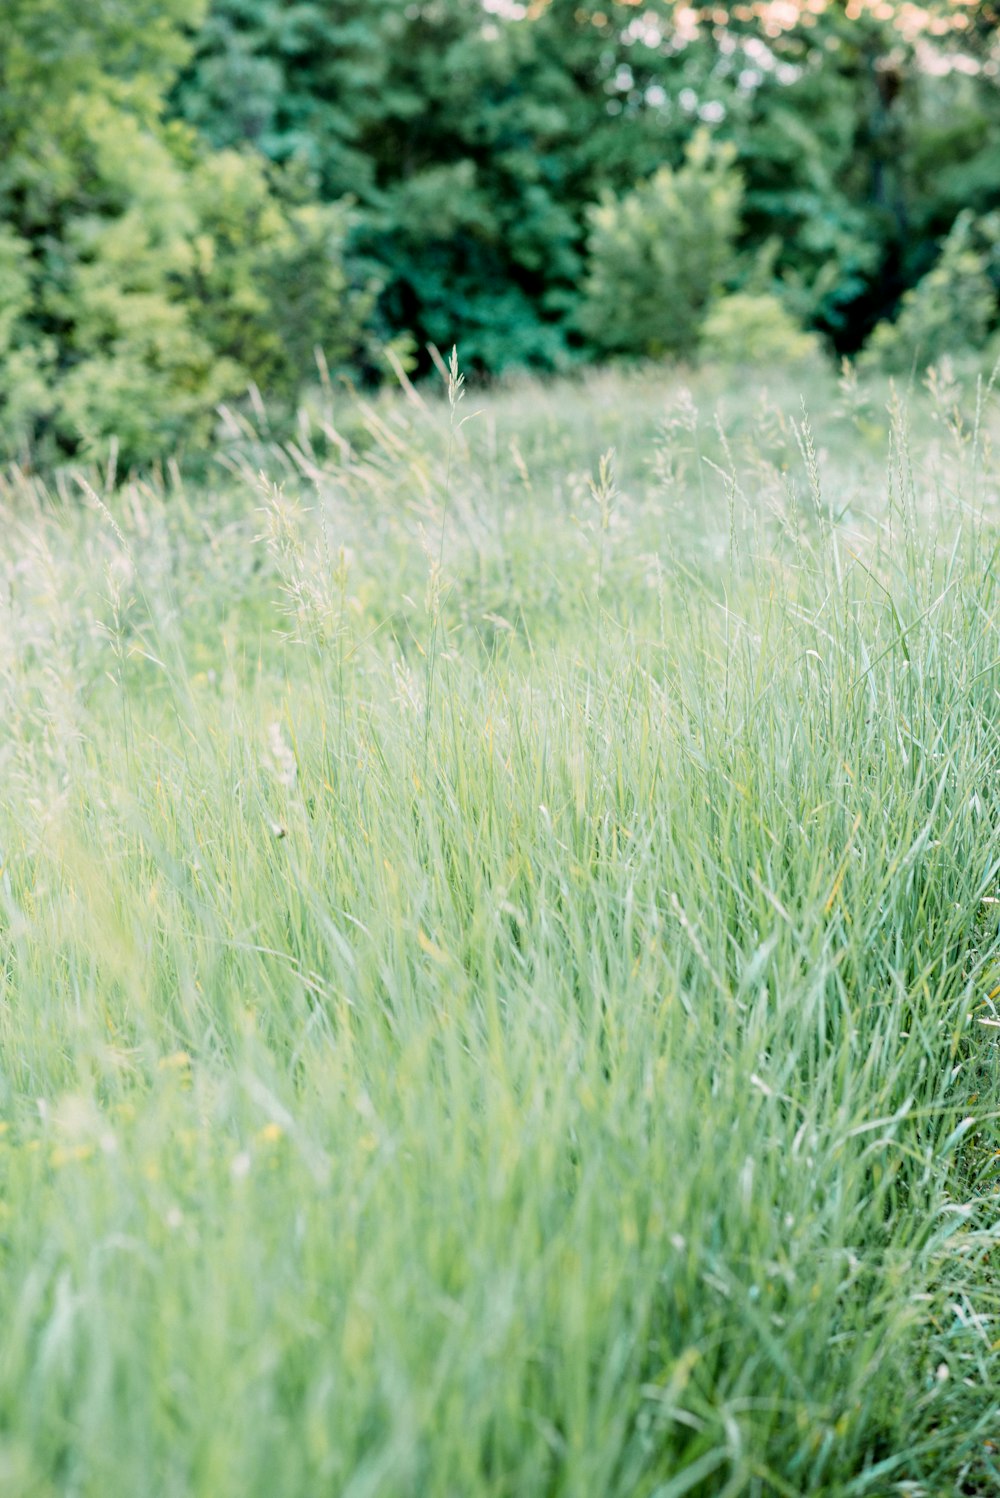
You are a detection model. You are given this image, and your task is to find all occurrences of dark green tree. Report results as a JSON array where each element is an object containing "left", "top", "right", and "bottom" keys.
[{"left": 174, "top": 0, "right": 1000, "bottom": 367}]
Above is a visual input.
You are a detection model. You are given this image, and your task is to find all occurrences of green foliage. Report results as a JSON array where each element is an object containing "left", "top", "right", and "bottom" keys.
[
  {"left": 861, "top": 210, "right": 999, "bottom": 373},
  {"left": 185, "top": 152, "right": 374, "bottom": 399},
  {"left": 0, "top": 230, "right": 55, "bottom": 452},
  {"left": 578, "top": 132, "right": 742, "bottom": 359},
  {"left": 174, "top": 0, "right": 1000, "bottom": 370},
  {"left": 175, "top": 0, "right": 590, "bottom": 371},
  {"left": 700, "top": 291, "right": 822, "bottom": 367},
  {"left": 3, "top": 0, "right": 1000, "bottom": 460},
  {"left": 730, "top": 78, "right": 884, "bottom": 338},
  {"left": 0, "top": 0, "right": 370, "bottom": 466}
]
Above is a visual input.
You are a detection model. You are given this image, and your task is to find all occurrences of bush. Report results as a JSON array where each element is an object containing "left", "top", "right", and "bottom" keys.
[
  {"left": 185, "top": 152, "right": 375, "bottom": 402},
  {"left": 0, "top": 3, "right": 374, "bottom": 469},
  {"left": 861, "top": 210, "right": 998, "bottom": 374},
  {"left": 577, "top": 131, "right": 742, "bottom": 360},
  {"left": 0, "top": 230, "right": 57, "bottom": 462},
  {"left": 0, "top": 126, "right": 371, "bottom": 466},
  {"left": 699, "top": 292, "right": 821, "bottom": 367}
]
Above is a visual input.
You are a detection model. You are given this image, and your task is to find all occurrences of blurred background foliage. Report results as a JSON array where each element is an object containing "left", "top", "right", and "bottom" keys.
[{"left": 1, "top": 0, "right": 998, "bottom": 466}]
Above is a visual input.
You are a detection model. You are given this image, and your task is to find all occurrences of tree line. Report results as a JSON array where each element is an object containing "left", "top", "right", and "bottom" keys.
[{"left": 1, "top": 0, "right": 998, "bottom": 466}]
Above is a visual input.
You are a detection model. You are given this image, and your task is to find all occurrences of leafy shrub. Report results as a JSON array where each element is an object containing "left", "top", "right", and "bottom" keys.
[
  {"left": 0, "top": 3, "right": 373, "bottom": 468},
  {"left": 699, "top": 292, "right": 821, "bottom": 367},
  {"left": 577, "top": 132, "right": 742, "bottom": 360},
  {"left": 861, "top": 210, "right": 998, "bottom": 374},
  {"left": 0, "top": 230, "right": 56, "bottom": 460},
  {"left": 185, "top": 152, "right": 375, "bottom": 402}
]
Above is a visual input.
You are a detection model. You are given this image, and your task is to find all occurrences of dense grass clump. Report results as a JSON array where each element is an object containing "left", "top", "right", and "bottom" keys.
[{"left": 0, "top": 361, "right": 999, "bottom": 1496}]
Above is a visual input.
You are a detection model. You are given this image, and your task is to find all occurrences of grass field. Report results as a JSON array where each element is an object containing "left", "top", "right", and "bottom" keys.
[{"left": 1, "top": 356, "right": 1000, "bottom": 1496}]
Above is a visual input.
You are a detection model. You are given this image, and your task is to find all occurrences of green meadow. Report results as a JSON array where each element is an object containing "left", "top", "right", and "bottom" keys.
[{"left": 1, "top": 358, "right": 1000, "bottom": 1496}]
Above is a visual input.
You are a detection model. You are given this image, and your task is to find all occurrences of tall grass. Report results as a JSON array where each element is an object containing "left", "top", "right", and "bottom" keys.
[{"left": 0, "top": 360, "right": 998, "bottom": 1495}]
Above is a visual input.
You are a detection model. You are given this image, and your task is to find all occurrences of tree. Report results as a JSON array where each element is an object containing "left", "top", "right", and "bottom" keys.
[
  {"left": 174, "top": 0, "right": 1000, "bottom": 371},
  {"left": 861, "top": 209, "right": 999, "bottom": 372},
  {"left": 578, "top": 132, "right": 742, "bottom": 358},
  {"left": 0, "top": 0, "right": 371, "bottom": 465}
]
